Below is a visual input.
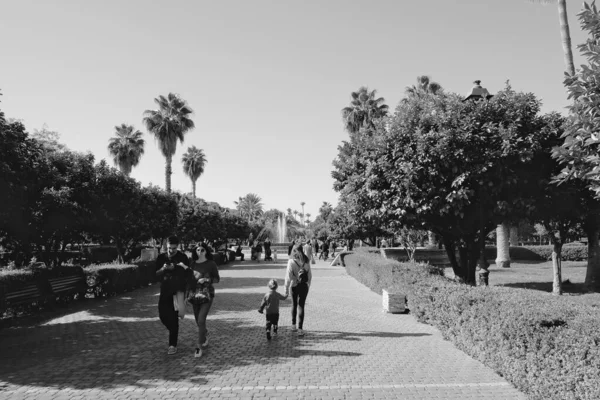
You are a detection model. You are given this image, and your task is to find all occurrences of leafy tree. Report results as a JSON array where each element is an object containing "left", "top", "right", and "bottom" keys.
[
  {"left": 142, "top": 93, "right": 195, "bottom": 192},
  {"left": 181, "top": 145, "right": 207, "bottom": 198},
  {"left": 107, "top": 124, "right": 145, "bottom": 176},
  {"left": 554, "top": 2, "right": 600, "bottom": 290},
  {"left": 341, "top": 86, "right": 389, "bottom": 135},
  {"left": 0, "top": 110, "right": 45, "bottom": 262},
  {"left": 318, "top": 202, "right": 333, "bottom": 220},
  {"left": 333, "top": 84, "right": 553, "bottom": 284},
  {"left": 31, "top": 124, "right": 67, "bottom": 152}
]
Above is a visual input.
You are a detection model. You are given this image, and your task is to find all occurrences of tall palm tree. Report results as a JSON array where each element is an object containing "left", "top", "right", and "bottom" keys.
[
  {"left": 293, "top": 210, "right": 299, "bottom": 222},
  {"left": 306, "top": 213, "right": 311, "bottom": 224},
  {"left": 529, "top": 0, "right": 574, "bottom": 75},
  {"left": 107, "top": 124, "right": 145, "bottom": 176},
  {"left": 405, "top": 75, "right": 443, "bottom": 97},
  {"left": 300, "top": 202, "right": 306, "bottom": 226},
  {"left": 235, "top": 197, "right": 244, "bottom": 217},
  {"left": 341, "top": 86, "right": 389, "bottom": 135},
  {"left": 142, "top": 93, "right": 195, "bottom": 192},
  {"left": 181, "top": 146, "right": 207, "bottom": 198}
]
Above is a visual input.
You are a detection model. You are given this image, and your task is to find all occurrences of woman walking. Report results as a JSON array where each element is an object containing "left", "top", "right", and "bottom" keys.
[
  {"left": 190, "top": 242, "right": 220, "bottom": 358},
  {"left": 283, "top": 243, "right": 312, "bottom": 336}
]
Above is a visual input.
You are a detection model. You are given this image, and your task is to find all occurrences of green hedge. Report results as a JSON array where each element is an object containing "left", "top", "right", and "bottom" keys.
[
  {"left": 344, "top": 248, "right": 600, "bottom": 400},
  {"left": 482, "top": 245, "right": 588, "bottom": 262},
  {"left": 83, "top": 261, "right": 157, "bottom": 297}
]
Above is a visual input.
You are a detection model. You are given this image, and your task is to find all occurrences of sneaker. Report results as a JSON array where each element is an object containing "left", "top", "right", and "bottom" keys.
[
  {"left": 167, "top": 346, "right": 177, "bottom": 355},
  {"left": 273, "top": 326, "right": 278, "bottom": 337},
  {"left": 201, "top": 331, "right": 209, "bottom": 348},
  {"left": 266, "top": 331, "right": 272, "bottom": 340},
  {"left": 298, "top": 329, "right": 305, "bottom": 336},
  {"left": 291, "top": 324, "right": 297, "bottom": 332},
  {"left": 194, "top": 347, "right": 202, "bottom": 358}
]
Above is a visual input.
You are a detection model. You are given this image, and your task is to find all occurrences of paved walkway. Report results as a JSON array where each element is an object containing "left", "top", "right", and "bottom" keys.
[{"left": 0, "top": 258, "right": 527, "bottom": 399}]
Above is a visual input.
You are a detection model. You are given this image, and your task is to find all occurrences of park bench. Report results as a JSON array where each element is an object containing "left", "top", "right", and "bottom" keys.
[
  {"left": 2, "top": 281, "right": 51, "bottom": 316},
  {"left": 48, "top": 274, "right": 87, "bottom": 301}
]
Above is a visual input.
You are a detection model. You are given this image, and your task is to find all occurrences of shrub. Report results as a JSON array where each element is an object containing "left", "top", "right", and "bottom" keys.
[
  {"left": 343, "top": 250, "right": 600, "bottom": 400},
  {"left": 84, "top": 263, "right": 138, "bottom": 297},
  {"left": 83, "top": 246, "right": 120, "bottom": 264}
]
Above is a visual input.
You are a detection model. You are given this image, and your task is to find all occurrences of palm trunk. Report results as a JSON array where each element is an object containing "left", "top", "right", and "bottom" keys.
[
  {"left": 551, "top": 240, "right": 563, "bottom": 295},
  {"left": 165, "top": 154, "right": 172, "bottom": 193},
  {"left": 585, "top": 226, "right": 600, "bottom": 291},
  {"left": 558, "top": 0, "right": 575, "bottom": 76},
  {"left": 192, "top": 180, "right": 196, "bottom": 199},
  {"left": 495, "top": 223, "right": 510, "bottom": 268}
]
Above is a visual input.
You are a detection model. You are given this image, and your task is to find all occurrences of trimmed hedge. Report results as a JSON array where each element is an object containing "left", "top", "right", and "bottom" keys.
[
  {"left": 344, "top": 248, "right": 600, "bottom": 400},
  {"left": 83, "top": 261, "right": 157, "bottom": 298},
  {"left": 483, "top": 245, "right": 588, "bottom": 262}
]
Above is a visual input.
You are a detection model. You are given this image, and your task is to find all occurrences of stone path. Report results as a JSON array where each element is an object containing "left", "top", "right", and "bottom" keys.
[{"left": 0, "top": 258, "right": 527, "bottom": 399}]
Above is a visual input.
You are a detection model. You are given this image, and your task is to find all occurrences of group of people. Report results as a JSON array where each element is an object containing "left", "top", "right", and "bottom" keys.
[
  {"left": 250, "top": 238, "right": 273, "bottom": 262},
  {"left": 155, "top": 236, "right": 313, "bottom": 357}
]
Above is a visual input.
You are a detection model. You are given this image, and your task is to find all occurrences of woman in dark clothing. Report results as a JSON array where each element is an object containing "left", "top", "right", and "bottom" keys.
[
  {"left": 155, "top": 236, "right": 193, "bottom": 355},
  {"left": 190, "top": 242, "right": 220, "bottom": 358}
]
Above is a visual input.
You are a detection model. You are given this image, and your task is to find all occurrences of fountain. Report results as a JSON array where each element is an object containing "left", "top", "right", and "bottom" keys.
[{"left": 276, "top": 212, "right": 287, "bottom": 244}]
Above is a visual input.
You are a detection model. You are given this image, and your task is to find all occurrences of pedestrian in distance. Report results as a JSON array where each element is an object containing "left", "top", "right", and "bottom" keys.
[
  {"left": 283, "top": 243, "right": 312, "bottom": 336},
  {"left": 258, "top": 279, "right": 288, "bottom": 340},
  {"left": 188, "top": 242, "right": 220, "bottom": 358},
  {"left": 155, "top": 236, "right": 194, "bottom": 355}
]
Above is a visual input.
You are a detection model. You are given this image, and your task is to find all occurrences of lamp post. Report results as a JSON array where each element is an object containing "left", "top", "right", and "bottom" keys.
[{"left": 463, "top": 80, "right": 493, "bottom": 286}]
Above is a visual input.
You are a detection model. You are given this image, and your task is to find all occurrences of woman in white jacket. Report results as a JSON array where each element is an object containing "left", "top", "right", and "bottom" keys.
[{"left": 283, "top": 243, "right": 312, "bottom": 336}]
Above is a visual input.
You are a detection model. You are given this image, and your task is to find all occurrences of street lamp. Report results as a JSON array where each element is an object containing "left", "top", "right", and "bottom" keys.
[
  {"left": 462, "top": 80, "right": 493, "bottom": 102},
  {"left": 463, "top": 80, "right": 493, "bottom": 286}
]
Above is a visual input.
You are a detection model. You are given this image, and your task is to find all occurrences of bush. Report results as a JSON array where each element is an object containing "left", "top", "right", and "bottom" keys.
[
  {"left": 84, "top": 263, "right": 138, "bottom": 297},
  {"left": 343, "top": 249, "right": 600, "bottom": 400}
]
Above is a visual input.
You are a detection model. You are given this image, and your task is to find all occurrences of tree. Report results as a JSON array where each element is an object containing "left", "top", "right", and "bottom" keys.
[
  {"left": 236, "top": 193, "right": 264, "bottom": 222},
  {"left": 333, "top": 84, "right": 552, "bottom": 284},
  {"left": 31, "top": 124, "right": 67, "bottom": 153},
  {"left": 293, "top": 210, "right": 299, "bottom": 222},
  {"left": 181, "top": 145, "right": 207, "bottom": 198},
  {"left": 318, "top": 202, "right": 333, "bottom": 220},
  {"left": 341, "top": 86, "right": 389, "bottom": 135},
  {"left": 142, "top": 93, "right": 195, "bottom": 192},
  {"left": 405, "top": 75, "right": 443, "bottom": 97},
  {"left": 529, "top": 0, "right": 575, "bottom": 76},
  {"left": 554, "top": 2, "right": 600, "bottom": 290},
  {"left": 305, "top": 213, "right": 311, "bottom": 224},
  {"left": 107, "top": 124, "right": 145, "bottom": 176},
  {"left": 300, "top": 201, "right": 306, "bottom": 226}
]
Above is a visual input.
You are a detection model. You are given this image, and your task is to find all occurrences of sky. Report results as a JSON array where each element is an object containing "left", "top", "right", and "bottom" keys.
[{"left": 0, "top": 0, "right": 590, "bottom": 220}]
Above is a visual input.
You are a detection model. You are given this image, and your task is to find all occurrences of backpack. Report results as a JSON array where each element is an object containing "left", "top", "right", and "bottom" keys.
[{"left": 295, "top": 261, "right": 309, "bottom": 284}]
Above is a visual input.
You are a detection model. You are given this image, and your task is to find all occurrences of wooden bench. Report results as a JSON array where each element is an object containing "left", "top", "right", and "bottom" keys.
[
  {"left": 48, "top": 274, "right": 87, "bottom": 301},
  {"left": 3, "top": 281, "right": 50, "bottom": 315}
]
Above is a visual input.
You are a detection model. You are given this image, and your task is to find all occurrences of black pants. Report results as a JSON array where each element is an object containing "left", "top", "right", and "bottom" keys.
[
  {"left": 159, "top": 297, "right": 179, "bottom": 347},
  {"left": 291, "top": 283, "right": 309, "bottom": 329},
  {"left": 266, "top": 313, "right": 279, "bottom": 332}
]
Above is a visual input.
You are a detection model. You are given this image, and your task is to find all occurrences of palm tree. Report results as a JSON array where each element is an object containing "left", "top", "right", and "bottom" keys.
[
  {"left": 341, "top": 86, "right": 389, "bottom": 135},
  {"left": 107, "top": 124, "right": 145, "bottom": 176},
  {"left": 529, "top": 0, "right": 574, "bottom": 75},
  {"left": 235, "top": 197, "right": 244, "bottom": 217},
  {"left": 181, "top": 146, "right": 207, "bottom": 198},
  {"left": 306, "top": 213, "right": 311, "bottom": 225},
  {"left": 142, "top": 93, "right": 195, "bottom": 192},
  {"left": 239, "top": 193, "right": 264, "bottom": 222},
  {"left": 286, "top": 208, "right": 293, "bottom": 218},
  {"left": 405, "top": 75, "right": 443, "bottom": 97},
  {"left": 293, "top": 210, "right": 299, "bottom": 222},
  {"left": 300, "top": 202, "right": 306, "bottom": 226}
]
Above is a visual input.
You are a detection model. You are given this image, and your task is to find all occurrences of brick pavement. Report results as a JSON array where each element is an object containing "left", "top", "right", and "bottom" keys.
[{"left": 0, "top": 258, "right": 527, "bottom": 399}]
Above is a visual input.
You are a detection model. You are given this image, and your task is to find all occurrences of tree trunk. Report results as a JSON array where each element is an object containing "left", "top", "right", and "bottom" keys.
[
  {"left": 443, "top": 238, "right": 462, "bottom": 280},
  {"left": 165, "top": 154, "right": 173, "bottom": 193},
  {"left": 510, "top": 226, "right": 519, "bottom": 247},
  {"left": 557, "top": 0, "right": 575, "bottom": 76},
  {"left": 585, "top": 226, "right": 600, "bottom": 291},
  {"left": 495, "top": 223, "right": 510, "bottom": 268},
  {"left": 552, "top": 240, "right": 563, "bottom": 296},
  {"left": 192, "top": 179, "right": 197, "bottom": 199}
]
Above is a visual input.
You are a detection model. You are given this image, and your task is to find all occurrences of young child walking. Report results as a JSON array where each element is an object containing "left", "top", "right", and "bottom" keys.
[{"left": 258, "top": 279, "right": 288, "bottom": 340}]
